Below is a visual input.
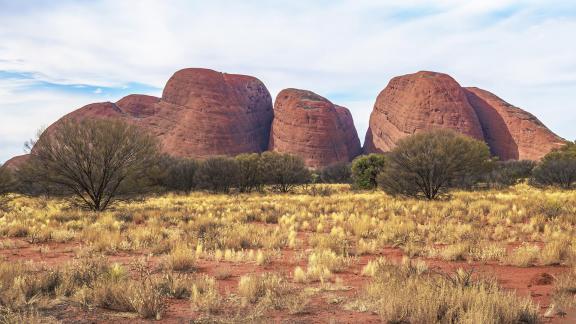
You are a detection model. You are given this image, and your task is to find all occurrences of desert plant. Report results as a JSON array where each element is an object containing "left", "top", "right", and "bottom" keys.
[
  {"left": 533, "top": 142, "right": 576, "bottom": 189},
  {"left": 0, "top": 164, "right": 15, "bottom": 208},
  {"left": 260, "top": 152, "right": 310, "bottom": 193},
  {"left": 160, "top": 156, "right": 199, "bottom": 192},
  {"left": 377, "top": 129, "right": 491, "bottom": 199},
  {"left": 486, "top": 160, "right": 536, "bottom": 188},
  {"left": 351, "top": 154, "right": 386, "bottom": 189},
  {"left": 320, "top": 162, "right": 352, "bottom": 184},
  {"left": 22, "top": 119, "right": 159, "bottom": 211},
  {"left": 194, "top": 156, "right": 240, "bottom": 193},
  {"left": 235, "top": 153, "right": 265, "bottom": 192}
]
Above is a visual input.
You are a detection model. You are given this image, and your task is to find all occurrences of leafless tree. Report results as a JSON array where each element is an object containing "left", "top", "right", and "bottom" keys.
[{"left": 24, "top": 118, "right": 159, "bottom": 211}]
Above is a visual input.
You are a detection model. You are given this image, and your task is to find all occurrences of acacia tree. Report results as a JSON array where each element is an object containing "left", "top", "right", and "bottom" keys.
[
  {"left": 260, "top": 152, "right": 310, "bottom": 193},
  {"left": 25, "top": 119, "right": 159, "bottom": 211},
  {"left": 377, "top": 129, "right": 491, "bottom": 200},
  {"left": 532, "top": 142, "right": 576, "bottom": 189}
]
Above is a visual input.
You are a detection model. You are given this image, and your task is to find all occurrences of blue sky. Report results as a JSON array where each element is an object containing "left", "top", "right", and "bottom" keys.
[{"left": 1, "top": 0, "right": 576, "bottom": 163}]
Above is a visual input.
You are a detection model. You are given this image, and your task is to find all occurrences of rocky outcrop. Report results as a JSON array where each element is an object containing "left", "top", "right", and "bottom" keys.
[
  {"left": 364, "top": 71, "right": 565, "bottom": 160},
  {"left": 3, "top": 154, "right": 30, "bottom": 170},
  {"left": 269, "top": 89, "right": 361, "bottom": 168},
  {"left": 464, "top": 87, "right": 565, "bottom": 160},
  {"left": 364, "top": 71, "right": 485, "bottom": 153},
  {"left": 42, "top": 68, "right": 274, "bottom": 159}
]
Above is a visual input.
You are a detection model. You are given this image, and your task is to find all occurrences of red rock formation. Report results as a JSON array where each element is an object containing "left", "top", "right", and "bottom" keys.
[
  {"left": 364, "top": 71, "right": 566, "bottom": 160},
  {"left": 364, "top": 71, "right": 485, "bottom": 153},
  {"left": 40, "top": 68, "right": 274, "bottom": 159},
  {"left": 3, "top": 154, "right": 29, "bottom": 170},
  {"left": 464, "top": 87, "right": 565, "bottom": 160},
  {"left": 269, "top": 89, "right": 361, "bottom": 168}
]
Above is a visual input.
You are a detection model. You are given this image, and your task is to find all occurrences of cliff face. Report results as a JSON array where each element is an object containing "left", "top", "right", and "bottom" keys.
[
  {"left": 269, "top": 89, "right": 361, "bottom": 168},
  {"left": 364, "top": 71, "right": 565, "bottom": 160},
  {"left": 364, "top": 71, "right": 485, "bottom": 153},
  {"left": 464, "top": 87, "right": 565, "bottom": 160},
  {"left": 42, "top": 68, "right": 274, "bottom": 159},
  {"left": 6, "top": 68, "right": 566, "bottom": 169}
]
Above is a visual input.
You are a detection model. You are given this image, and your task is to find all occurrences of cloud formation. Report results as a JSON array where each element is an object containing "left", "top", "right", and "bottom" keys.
[{"left": 1, "top": 0, "right": 575, "bottom": 162}]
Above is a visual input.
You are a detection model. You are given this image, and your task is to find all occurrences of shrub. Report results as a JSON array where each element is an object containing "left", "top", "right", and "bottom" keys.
[
  {"left": 0, "top": 164, "right": 14, "bottom": 207},
  {"left": 235, "top": 153, "right": 265, "bottom": 192},
  {"left": 320, "top": 162, "right": 352, "bottom": 184},
  {"left": 377, "top": 130, "right": 491, "bottom": 200},
  {"left": 167, "top": 245, "right": 196, "bottom": 272},
  {"left": 191, "top": 275, "right": 222, "bottom": 314},
  {"left": 533, "top": 142, "right": 576, "bottom": 189},
  {"left": 260, "top": 152, "right": 310, "bottom": 192},
  {"left": 351, "top": 154, "right": 386, "bottom": 189},
  {"left": 353, "top": 261, "right": 539, "bottom": 323},
  {"left": 486, "top": 160, "right": 536, "bottom": 188},
  {"left": 160, "top": 157, "right": 199, "bottom": 192},
  {"left": 21, "top": 119, "right": 160, "bottom": 211},
  {"left": 194, "top": 156, "right": 240, "bottom": 193}
]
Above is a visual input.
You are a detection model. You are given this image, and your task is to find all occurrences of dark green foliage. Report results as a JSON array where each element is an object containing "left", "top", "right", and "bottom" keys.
[
  {"left": 532, "top": 142, "right": 576, "bottom": 189},
  {"left": 260, "top": 152, "right": 310, "bottom": 193},
  {"left": 486, "top": 160, "right": 536, "bottom": 188},
  {"left": 320, "top": 162, "right": 352, "bottom": 184},
  {"left": 195, "top": 156, "right": 240, "bottom": 193},
  {"left": 0, "top": 164, "right": 14, "bottom": 195},
  {"left": 377, "top": 129, "right": 491, "bottom": 200},
  {"left": 235, "top": 153, "right": 264, "bottom": 192},
  {"left": 160, "top": 156, "right": 199, "bottom": 193},
  {"left": 351, "top": 154, "right": 386, "bottom": 189},
  {"left": 21, "top": 119, "right": 160, "bottom": 211},
  {"left": 0, "top": 164, "right": 15, "bottom": 208}
]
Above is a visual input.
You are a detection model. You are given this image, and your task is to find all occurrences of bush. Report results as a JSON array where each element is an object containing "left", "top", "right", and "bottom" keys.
[
  {"left": 260, "top": 152, "right": 310, "bottom": 193},
  {"left": 235, "top": 153, "right": 264, "bottom": 192},
  {"left": 319, "top": 162, "right": 351, "bottom": 184},
  {"left": 20, "top": 119, "right": 160, "bottom": 211},
  {"left": 533, "top": 142, "right": 576, "bottom": 189},
  {"left": 486, "top": 160, "right": 536, "bottom": 188},
  {"left": 377, "top": 130, "right": 491, "bottom": 200},
  {"left": 160, "top": 157, "right": 199, "bottom": 193},
  {"left": 194, "top": 156, "right": 240, "bottom": 193},
  {"left": 351, "top": 154, "right": 386, "bottom": 189},
  {"left": 0, "top": 164, "right": 14, "bottom": 208}
]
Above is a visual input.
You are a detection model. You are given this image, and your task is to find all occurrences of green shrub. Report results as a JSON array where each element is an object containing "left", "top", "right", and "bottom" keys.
[
  {"left": 378, "top": 130, "right": 490, "bottom": 199},
  {"left": 351, "top": 154, "right": 386, "bottom": 189}
]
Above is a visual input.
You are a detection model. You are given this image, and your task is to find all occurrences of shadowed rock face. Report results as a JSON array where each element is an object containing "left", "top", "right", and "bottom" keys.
[
  {"left": 269, "top": 89, "right": 362, "bottom": 168},
  {"left": 464, "top": 87, "right": 565, "bottom": 160},
  {"left": 39, "top": 68, "right": 274, "bottom": 159},
  {"left": 364, "top": 71, "right": 485, "bottom": 153},
  {"left": 364, "top": 71, "right": 565, "bottom": 160}
]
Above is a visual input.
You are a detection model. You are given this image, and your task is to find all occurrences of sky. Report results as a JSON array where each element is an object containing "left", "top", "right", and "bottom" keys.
[{"left": 1, "top": 0, "right": 575, "bottom": 163}]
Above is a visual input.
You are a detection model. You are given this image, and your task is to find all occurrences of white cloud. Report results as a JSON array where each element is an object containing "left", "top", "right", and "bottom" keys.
[{"left": 1, "top": 0, "right": 575, "bottom": 162}]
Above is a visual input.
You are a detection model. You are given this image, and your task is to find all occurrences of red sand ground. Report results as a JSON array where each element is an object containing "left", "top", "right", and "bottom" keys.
[{"left": 1, "top": 236, "right": 574, "bottom": 323}]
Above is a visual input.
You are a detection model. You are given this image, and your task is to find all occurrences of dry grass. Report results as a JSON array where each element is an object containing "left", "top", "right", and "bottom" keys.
[
  {"left": 1, "top": 184, "right": 576, "bottom": 320},
  {"left": 351, "top": 259, "right": 539, "bottom": 323}
]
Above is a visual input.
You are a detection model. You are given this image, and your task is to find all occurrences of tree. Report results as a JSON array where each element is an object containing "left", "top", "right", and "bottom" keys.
[
  {"left": 532, "top": 142, "right": 576, "bottom": 189},
  {"left": 194, "top": 156, "right": 240, "bottom": 193},
  {"left": 377, "top": 129, "right": 491, "bottom": 200},
  {"left": 23, "top": 119, "right": 160, "bottom": 211},
  {"left": 320, "top": 162, "right": 352, "bottom": 184},
  {"left": 160, "top": 156, "right": 199, "bottom": 193},
  {"left": 235, "top": 153, "right": 264, "bottom": 192},
  {"left": 260, "top": 152, "right": 310, "bottom": 193},
  {"left": 351, "top": 154, "right": 386, "bottom": 189}
]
